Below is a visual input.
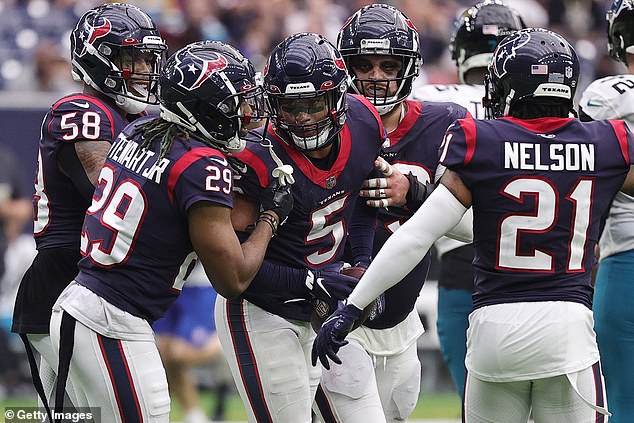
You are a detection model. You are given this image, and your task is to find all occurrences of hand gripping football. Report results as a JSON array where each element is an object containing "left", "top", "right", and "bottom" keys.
[{"left": 310, "top": 266, "right": 374, "bottom": 332}]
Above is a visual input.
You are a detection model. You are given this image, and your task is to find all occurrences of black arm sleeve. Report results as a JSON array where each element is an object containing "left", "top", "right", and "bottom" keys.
[
  {"left": 57, "top": 143, "right": 95, "bottom": 201},
  {"left": 347, "top": 196, "right": 377, "bottom": 267},
  {"left": 244, "top": 259, "right": 309, "bottom": 297}
]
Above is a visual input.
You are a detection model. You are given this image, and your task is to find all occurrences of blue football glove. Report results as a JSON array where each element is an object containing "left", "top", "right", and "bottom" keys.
[
  {"left": 305, "top": 268, "right": 359, "bottom": 310},
  {"left": 311, "top": 299, "right": 363, "bottom": 370}
]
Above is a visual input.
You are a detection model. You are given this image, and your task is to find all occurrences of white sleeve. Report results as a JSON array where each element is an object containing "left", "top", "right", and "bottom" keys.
[
  {"left": 445, "top": 207, "right": 473, "bottom": 243},
  {"left": 348, "top": 184, "right": 468, "bottom": 309}
]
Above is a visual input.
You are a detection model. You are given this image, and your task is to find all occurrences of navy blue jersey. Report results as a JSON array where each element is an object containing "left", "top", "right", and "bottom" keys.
[
  {"left": 235, "top": 94, "right": 384, "bottom": 321},
  {"left": 75, "top": 116, "right": 233, "bottom": 323},
  {"left": 33, "top": 93, "right": 143, "bottom": 250},
  {"left": 365, "top": 100, "right": 468, "bottom": 329},
  {"left": 441, "top": 116, "right": 634, "bottom": 309},
  {"left": 12, "top": 94, "right": 144, "bottom": 334}
]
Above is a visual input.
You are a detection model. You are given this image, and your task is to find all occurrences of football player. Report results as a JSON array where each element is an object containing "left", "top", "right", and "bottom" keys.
[
  {"left": 310, "top": 5, "right": 469, "bottom": 423},
  {"left": 314, "top": 28, "right": 632, "bottom": 422},
  {"left": 48, "top": 41, "right": 293, "bottom": 422},
  {"left": 11, "top": 2, "right": 167, "bottom": 412},
  {"left": 578, "top": 1, "right": 634, "bottom": 421},
  {"left": 214, "top": 33, "right": 384, "bottom": 423},
  {"left": 410, "top": 0, "right": 525, "bottom": 400}
]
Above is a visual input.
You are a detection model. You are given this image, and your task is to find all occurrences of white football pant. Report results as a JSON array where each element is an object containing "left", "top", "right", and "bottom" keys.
[
  {"left": 464, "top": 363, "right": 609, "bottom": 423},
  {"left": 215, "top": 296, "right": 321, "bottom": 423},
  {"left": 50, "top": 309, "right": 170, "bottom": 423}
]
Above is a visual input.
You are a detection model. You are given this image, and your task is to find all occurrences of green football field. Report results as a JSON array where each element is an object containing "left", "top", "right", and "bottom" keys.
[{"left": 0, "top": 392, "right": 462, "bottom": 422}]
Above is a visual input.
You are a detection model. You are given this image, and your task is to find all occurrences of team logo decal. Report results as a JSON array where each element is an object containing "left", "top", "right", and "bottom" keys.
[
  {"left": 87, "top": 18, "right": 112, "bottom": 45},
  {"left": 334, "top": 57, "right": 347, "bottom": 71},
  {"left": 491, "top": 30, "right": 531, "bottom": 78},
  {"left": 176, "top": 51, "right": 228, "bottom": 91},
  {"left": 404, "top": 18, "right": 417, "bottom": 31}
]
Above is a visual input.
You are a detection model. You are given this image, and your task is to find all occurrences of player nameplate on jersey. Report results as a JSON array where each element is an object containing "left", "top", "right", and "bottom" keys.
[{"left": 326, "top": 175, "right": 336, "bottom": 189}]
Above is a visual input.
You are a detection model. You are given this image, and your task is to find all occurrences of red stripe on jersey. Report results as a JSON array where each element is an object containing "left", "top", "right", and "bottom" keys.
[
  {"left": 502, "top": 116, "right": 573, "bottom": 133},
  {"left": 52, "top": 94, "right": 117, "bottom": 139},
  {"left": 609, "top": 119, "right": 631, "bottom": 165},
  {"left": 387, "top": 100, "right": 421, "bottom": 146},
  {"left": 268, "top": 124, "right": 353, "bottom": 188},
  {"left": 167, "top": 147, "right": 224, "bottom": 204},
  {"left": 461, "top": 115, "right": 477, "bottom": 165},
  {"left": 233, "top": 149, "right": 270, "bottom": 188}
]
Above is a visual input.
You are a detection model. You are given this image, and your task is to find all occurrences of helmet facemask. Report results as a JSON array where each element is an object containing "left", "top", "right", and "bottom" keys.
[
  {"left": 338, "top": 4, "right": 422, "bottom": 115},
  {"left": 105, "top": 44, "right": 166, "bottom": 113},
  {"left": 161, "top": 83, "right": 268, "bottom": 154},
  {"left": 264, "top": 32, "right": 349, "bottom": 152},
  {"left": 347, "top": 50, "right": 420, "bottom": 115},
  {"left": 269, "top": 85, "right": 347, "bottom": 152}
]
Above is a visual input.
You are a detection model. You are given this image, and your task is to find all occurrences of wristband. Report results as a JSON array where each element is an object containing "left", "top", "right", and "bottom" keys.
[{"left": 256, "top": 212, "right": 278, "bottom": 237}]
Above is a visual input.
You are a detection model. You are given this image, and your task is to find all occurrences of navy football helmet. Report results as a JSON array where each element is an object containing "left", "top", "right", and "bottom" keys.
[
  {"left": 264, "top": 33, "right": 349, "bottom": 152},
  {"left": 607, "top": 0, "right": 634, "bottom": 64},
  {"left": 159, "top": 41, "right": 268, "bottom": 153},
  {"left": 71, "top": 3, "right": 167, "bottom": 114},
  {"left": 450, "top": 0, "right": 525, "bottom": 84},
  {"left": 338, "top": 4, "right": 421, "bottom": 114},
  {"left": 484, "top": 28, "right": 579, "bottom": 118}
]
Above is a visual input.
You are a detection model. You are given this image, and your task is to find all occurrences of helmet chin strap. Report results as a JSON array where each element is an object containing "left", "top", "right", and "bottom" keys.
[
  {"left": 115, "top": 95, "right": 147, "bottom": 114},
  {"left": 375, "top": 103, "right": 397, "bottom": 115},
  {"left": 291, "top": 125, "right": 331, "bottom": 151}
]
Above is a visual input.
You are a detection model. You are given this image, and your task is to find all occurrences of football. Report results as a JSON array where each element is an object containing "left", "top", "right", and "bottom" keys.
[{"left": 310, "top": 266, "right": 374, "bottom": 333}]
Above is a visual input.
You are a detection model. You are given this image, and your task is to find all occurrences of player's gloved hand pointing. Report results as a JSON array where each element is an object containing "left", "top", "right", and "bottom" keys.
[
  {"left": 311, "top": 299, "right": 363, "bottom": 369},
  {"left": 260, "top": 179, "right": 293, "bottom": 223}
]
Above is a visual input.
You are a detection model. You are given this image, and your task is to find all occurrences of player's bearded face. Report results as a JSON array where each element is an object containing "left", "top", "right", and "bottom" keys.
[
  {"left": 277, "top": 96, "right": 329, "bottom": 137},
  {"left": 350, "top": 55, "right": 402, "bottom": 100}
]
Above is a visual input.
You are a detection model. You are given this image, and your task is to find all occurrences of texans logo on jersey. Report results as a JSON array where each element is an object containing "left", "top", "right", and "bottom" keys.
[{"left": 175, "top": 51, "right": 229, "bottom": 91}]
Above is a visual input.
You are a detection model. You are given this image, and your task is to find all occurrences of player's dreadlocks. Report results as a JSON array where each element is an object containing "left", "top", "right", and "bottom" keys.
[{"left": 132, "top": 117, "right": 192, "bottom": 160}]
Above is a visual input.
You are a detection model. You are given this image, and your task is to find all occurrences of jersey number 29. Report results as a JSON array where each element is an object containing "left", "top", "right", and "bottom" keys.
[{"left": 81, "top": 165, "right": 147, "bottom": 266}]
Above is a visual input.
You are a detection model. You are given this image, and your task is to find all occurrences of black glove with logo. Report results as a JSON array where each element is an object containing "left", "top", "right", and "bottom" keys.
[{"left": 260, "top": 179, "right": 293, "bottom": 224}]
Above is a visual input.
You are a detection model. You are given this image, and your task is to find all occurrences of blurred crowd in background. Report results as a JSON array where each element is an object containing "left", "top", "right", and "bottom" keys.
[{"left": 0, "top": 0, "right": 629, "bottom": 103}]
